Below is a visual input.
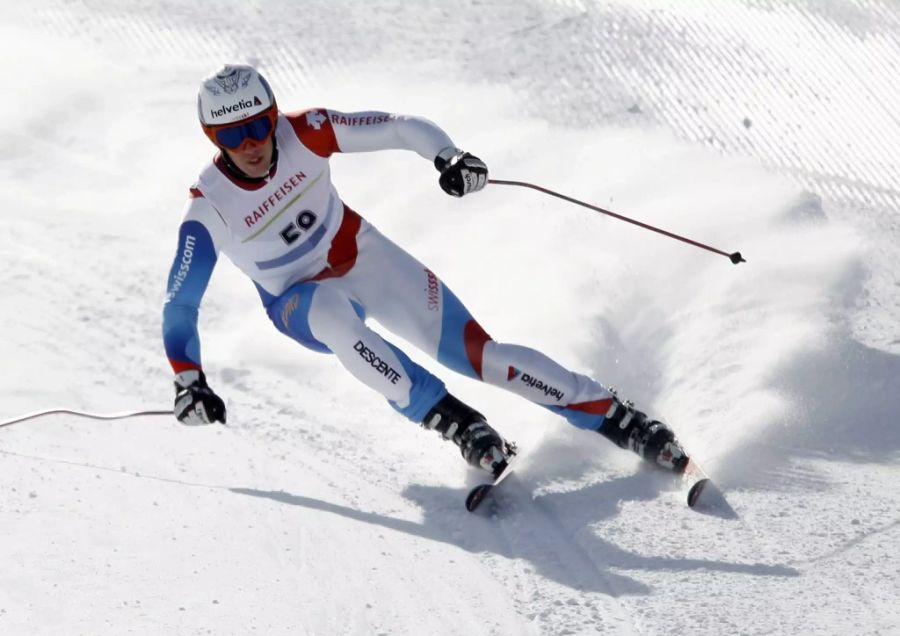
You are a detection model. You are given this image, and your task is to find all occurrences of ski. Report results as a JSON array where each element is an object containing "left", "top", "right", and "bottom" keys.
[
  {"left": 461, "top": 442, "right": 734, "bottom": 515},
  {"left": 465, "top": 458, "right": 516, "bottom": 513},
  {"left": 682, "top": 458, "right": 709, "bottom": 506},
  {"left": 681, "top": 458, "right": 735, "bottom": 517},
  {"left": 687, "top": 477, "right": 712, "bottom": 507}
]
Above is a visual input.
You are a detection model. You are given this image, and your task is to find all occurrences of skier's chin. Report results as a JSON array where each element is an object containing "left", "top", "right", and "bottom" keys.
[
  {"left": 227, "top": 140, "right": 273, "bottom": 178},
  {"left": 241, "top": 156, "right": 268, "bottom": 178}
]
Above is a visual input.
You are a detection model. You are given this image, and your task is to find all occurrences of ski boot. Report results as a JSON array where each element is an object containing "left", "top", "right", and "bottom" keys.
[
  {"left": 597, "top": 394, "right": 689, "bottom": 473},
  {"left": 423, "top": 393, "right": 516, "bottom": 477}
]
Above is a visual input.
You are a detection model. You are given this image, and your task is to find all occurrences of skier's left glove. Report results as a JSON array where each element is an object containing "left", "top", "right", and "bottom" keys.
[
  {"left": 434, "top": 146, "right": 488, "bottom": 197},
  {"left": 173, "top": 370, "right": 226, "bottom": 426}
]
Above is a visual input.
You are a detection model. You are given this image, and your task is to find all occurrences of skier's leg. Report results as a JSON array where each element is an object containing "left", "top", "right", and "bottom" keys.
[
  {"left": 266, "top": 280, "right": 445, "bottom": 422},
  {"left": 337, "top": 228, "right": 686, "bottom": 471},
  {"left": 336, "top": 228, "right": 613, "bottom": 422},
  {"left": 265, "top": 279, "right": 512, "bottom": 474},
  {"left": 304, "top": 220, "right": 512, "bottom": 473},
  {"left": 446, "top": 289, "right": 686, "bottom": 470},
  {"left": 453, "top": 294, "right": 688, "bottom": 471}
]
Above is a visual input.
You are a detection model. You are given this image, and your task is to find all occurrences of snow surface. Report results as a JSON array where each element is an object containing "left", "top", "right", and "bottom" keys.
[{"left": 2, "top": 1, "right": 899, "bottom": 634}]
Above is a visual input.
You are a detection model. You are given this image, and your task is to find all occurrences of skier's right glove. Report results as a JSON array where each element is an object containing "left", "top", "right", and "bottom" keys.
[
  {"left": 173, "top": 370, "right": 226, "bottom": 426},
  {"left": 434, "top": 146, "right": 488, "bottom": 197}
]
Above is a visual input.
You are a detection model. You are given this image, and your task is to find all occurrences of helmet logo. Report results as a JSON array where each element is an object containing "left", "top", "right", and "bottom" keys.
[
  {"left": 208, "top": 98, "right": 265, "bottom": 121},
  {"left": 214, "top": 67, "right": 252, "bottom": 95}
]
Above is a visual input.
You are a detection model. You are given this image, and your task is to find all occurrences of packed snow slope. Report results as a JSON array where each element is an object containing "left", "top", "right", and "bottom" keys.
[{"left": 2, "top": 2, "right": 899, "bottom": 635}]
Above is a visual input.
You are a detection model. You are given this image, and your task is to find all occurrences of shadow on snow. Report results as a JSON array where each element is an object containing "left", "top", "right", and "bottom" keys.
[{"left": 231, "top": 472, "right": 798, "bottom": 597}]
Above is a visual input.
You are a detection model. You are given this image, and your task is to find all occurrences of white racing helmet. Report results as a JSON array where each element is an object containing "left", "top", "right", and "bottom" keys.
[{"left": 197, "top": 64, "right": 278, "bottom": 149}]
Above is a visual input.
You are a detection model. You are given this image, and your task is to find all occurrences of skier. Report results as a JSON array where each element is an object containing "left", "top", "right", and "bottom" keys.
[{"left": 163, "top": 64, "right": 690, "bottom": 479}]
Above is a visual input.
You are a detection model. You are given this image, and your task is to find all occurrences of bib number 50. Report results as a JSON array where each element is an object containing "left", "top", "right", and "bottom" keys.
[{"left": 279, "top": 210, "right": 318, "bottom": 245}]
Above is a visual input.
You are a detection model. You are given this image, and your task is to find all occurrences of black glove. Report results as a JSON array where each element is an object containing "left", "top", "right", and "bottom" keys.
[
  {"left": 173, "top": 370, "right": 226, "bottom": 425},
  {"left": 434, "top": 146, "right": 488, "bottom": 197}
]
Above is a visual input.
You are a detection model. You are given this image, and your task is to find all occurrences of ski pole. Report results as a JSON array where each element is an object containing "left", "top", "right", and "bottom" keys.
[
  {"left": 0, "top": 408, "right": 173, "bottom": 430},
  {"left": 489, "top": 179, "right": 745, "bottom": 265}
]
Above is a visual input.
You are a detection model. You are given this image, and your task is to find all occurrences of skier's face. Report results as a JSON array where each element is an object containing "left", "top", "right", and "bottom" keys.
[{"left": 226, "top": 136, "right": 275, "bottom": 178}]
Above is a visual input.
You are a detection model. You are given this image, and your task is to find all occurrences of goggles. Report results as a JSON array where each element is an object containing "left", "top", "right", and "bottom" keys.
[{"left": 203, "top": 106, "right": 277, "bottom": 150}]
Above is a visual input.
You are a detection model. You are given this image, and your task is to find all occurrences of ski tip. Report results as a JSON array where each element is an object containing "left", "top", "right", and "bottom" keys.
[
  {"left": 687, "top": 479, "right": 738, "bottom": 519},
  {"left": 465, "top": 484, "right": 492, "bottom": 512},
  {"left": 687, "top": 478, "right": 710, "bottom": 507}
]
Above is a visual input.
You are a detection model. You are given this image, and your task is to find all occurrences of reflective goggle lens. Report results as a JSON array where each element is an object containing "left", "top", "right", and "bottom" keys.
[{"left": 213, "top": 115, "right": 274, "bottom": 149}]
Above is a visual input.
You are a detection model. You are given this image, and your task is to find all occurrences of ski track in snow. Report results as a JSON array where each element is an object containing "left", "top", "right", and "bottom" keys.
[{"left": 2, "top": 2, "right": 900, "bottom": 635}]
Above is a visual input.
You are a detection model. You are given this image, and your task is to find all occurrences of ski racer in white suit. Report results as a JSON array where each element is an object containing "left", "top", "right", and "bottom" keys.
[{"left": 163, "top": 64, "right": 690, "bottom": 476}]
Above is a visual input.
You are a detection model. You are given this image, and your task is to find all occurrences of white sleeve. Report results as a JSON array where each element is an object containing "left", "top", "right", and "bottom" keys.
[
  {"left": 329, "top": 111, "right": 456, "bottom": 161},
  {"left": 182, "top": 194, "right": 229, "bottom": 252}
]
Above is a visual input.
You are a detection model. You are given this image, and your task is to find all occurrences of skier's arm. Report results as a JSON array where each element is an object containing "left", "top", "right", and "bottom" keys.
[
  {"left": 287, "top": 109, "right": 488, "bottom": 196},
  {"left": 287, "top": 109, "right": 452, "bottom": 159},
  {"left": 162, "top": 193, "right": 224, "bottom": 375},
  {"left": 162, "top": 193, "right": 228, "bottom": 426},
  {"left": 330, "top": 111, "right": 455, "bottom": 160}
]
